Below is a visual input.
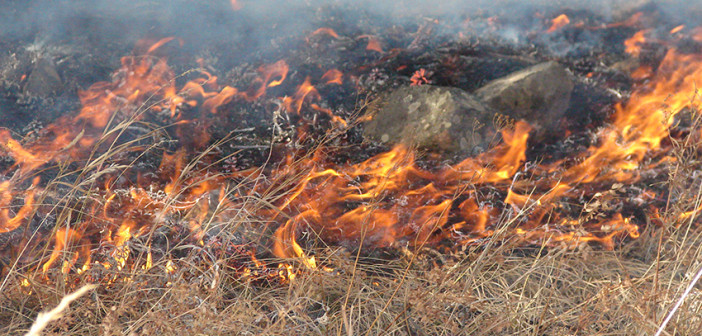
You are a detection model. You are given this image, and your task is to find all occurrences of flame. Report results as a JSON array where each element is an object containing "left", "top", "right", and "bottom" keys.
[
  {"left": 606, "top": 12, "right": 643, "bottom": 29},
  {"left": 547, "top": 14, "right": 570, "bottom": 33},
  {"left": 670, "top": 25, "right": 685, "bottom": 34},
  {"left": 270, "top": 122, "right": 532, "bottom": 258},
  {"left": 0, "top": 39, "right": 338, "bottom": 282},
  {"left": 243, "top": 60, "right": 289, "bottom": 101},
  {"left": 679, "top": 205, "right": 702, "bottom": 221},
  {"left": 165, "top": 260, "right": 176, "bottom": 274},
  {"left": 42, "top": 228, "right": 90, "bottom": 274},
  {"left": 625, "top": 30, "right": 649, "bottom": 57},
  {"left": 0, "top": 178, "right": 38, "bottom": 233},
  {"left": 322, "top": 69, "right": 343, "bottom": 85},
  {"left": 358, "top": 35, "right": 383, "bottom": 53},
  {"left": 283, "top": 77, "right": 319, "bottom": 115},
  {"left": 266, "top": 36, "right": 702, "bottom": 255},
  {"left": 309, "top": 27, "right": 340, "bottom": 40},
  {"left": 410, "top": 69, "right": 430, "bottom": 86}
]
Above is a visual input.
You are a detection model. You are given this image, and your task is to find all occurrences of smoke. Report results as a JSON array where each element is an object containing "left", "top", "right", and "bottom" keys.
[
  {"left": 2, "top": 0, "right": 702, "bottom": 70},
  {"left": 4, "top": 0, "right": 701, "bottom": 44}
]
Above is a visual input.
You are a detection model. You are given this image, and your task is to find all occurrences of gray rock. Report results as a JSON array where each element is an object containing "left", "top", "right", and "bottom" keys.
[
  {"left": 474, "top": 61, "right": 573, "bottom": 135},
  {"left": 363, "top": 85, "right": 497, "bottom": 153},
  {"left": 24, "top": 58, "right": 63, "bottom": 97},
  {"left": 363, "top": 62, "right": 574, "bottom": 154}
]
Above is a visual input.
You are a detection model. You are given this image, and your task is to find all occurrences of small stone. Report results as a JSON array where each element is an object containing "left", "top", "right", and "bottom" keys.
[{"left": 24, "top": 58, "right": 63, "bottom": 97}]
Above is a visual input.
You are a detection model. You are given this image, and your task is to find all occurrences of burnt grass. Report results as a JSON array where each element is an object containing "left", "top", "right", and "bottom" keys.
[{"left": 2, "top": 1, "right": 702, "bottom": 335}]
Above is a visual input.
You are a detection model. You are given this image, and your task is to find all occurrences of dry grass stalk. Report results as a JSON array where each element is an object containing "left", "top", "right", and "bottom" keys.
[{"left": 24, "top": 284, "right": 97, "bottom": 336}]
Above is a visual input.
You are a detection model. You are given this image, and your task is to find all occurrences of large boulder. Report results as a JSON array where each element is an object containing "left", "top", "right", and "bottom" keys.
[
  {"left": 474, "top": 61, "right": 574, "bottom": 135},
  {"left": 363, "top": 85, "right": 497, "bottom": 154}
]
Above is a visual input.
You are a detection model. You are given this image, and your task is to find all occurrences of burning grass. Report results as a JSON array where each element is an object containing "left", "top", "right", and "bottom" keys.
[
  {"left": 1, "top": 101, "right": 701, "bottom": 334},
  {"left": 2, "top": 4, "right": 702, "bottom": 335}
]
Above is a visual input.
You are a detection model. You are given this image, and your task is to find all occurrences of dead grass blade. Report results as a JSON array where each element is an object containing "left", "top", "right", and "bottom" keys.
[{"left": 24, "top": 284, "right": 97, "bottom": 336}]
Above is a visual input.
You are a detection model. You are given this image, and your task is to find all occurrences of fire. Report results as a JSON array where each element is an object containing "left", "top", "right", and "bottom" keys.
[
  {"left": 547, "top": 14, "right": 570, "bottom": 33},
  {"left": 270, "top": 122, "right": 532, "bottom": 258},
  {"left": 0, "top": 178, "right": 38, "bottom": 233},
  {"left": 624, "top": 30, "right": 648, "bottom": 57},
  {"left": 42, "top": 228, "right": 89, "bottom": 274},
  {"left": 283, "top": 77, "right": 319, "bottom": 115},
  {"left": 410, "top": 69, "right": 430, "bottom": 86},
  {"left": 321, "top": 69, "right": 343, "bottom": 85},
  {"left": 268, "top": 25, "right": 702, "bottom": 258},
  {"left": 3, "top": 11, "right": 702, "bottom": 288},
  {"left": 309, "top": 27, "right": 340, "bottom": 40},
  {"left": 606, "top": 12, "right": 643, "bottom": 29},
  {"left": 243, "top": 60, "right": 289, "bottom": 101},
  {"left": 670, "top": 25, "right": 685, "bottom": 34},
  {"left": 0, "top": 38, "right": 305, "bottom": 282},
  {"left": 358, "top": 35, "right": 384, "bottom": 53}
]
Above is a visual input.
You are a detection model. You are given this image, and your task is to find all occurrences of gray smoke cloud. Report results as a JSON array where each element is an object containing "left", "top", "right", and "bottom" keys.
[
  {"left": 1, "top": 0, "right": 701, "bottom": 68},
  {"left": 3, "top": 0, "right": 701, "bottom": 42}
]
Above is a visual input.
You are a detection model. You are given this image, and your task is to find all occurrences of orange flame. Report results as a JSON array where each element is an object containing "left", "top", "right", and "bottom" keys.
[
  {"left": 358, "top": 35, "right": 383, "bottom": 53},
  {"left": 547, "top": 14, "right": 570, "bottom": 33},
  {"left": 309, "top": 27, "right": 340, "bottom": 40},
  {"left": 42, "top": 228, "right": 90, "bottom": 274},
  {"left": 624, "top": 30, "right": 648, "bottom": 57},
  {"left": 321, "top": 69, "right": 343, "bottom": 85},
  {"left": 0, "top": 178, "right": 38, "bottom": 233},
  {"left": 283, "top": 77, "right": 320, "bottom": 115},
  {"left": 271, "top": 122, "right": 532, "bottom": 259},
  {"left": 244, "top": 60, "right": 289, "bottom": 101},
  {"left": 670, "top": 25, "right": 685, "bottom": 34}
]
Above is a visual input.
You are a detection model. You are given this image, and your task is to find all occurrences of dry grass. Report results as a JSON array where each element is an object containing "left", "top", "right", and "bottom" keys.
[{"left": 3, "top": 220, "right": 702, "bottom": 335}]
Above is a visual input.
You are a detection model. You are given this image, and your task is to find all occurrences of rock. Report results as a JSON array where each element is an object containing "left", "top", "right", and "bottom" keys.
[
  {"left": 444, "top": 55, "right": 538, "bottom": 91},
  {"left": 474, "top": 61, "right": 573, "bottom": 135},
  {"left": 610, "top": 57, "right": 641, "bottom": 75},
  {"left": 363, "top": 85, "right": 497, "bottom": 154},
  {"left": 364, "top": 62, "right": 574, "bottom": 154},
  {"left": 24, "top": 58, "right": 63, "bottom": 97}
]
